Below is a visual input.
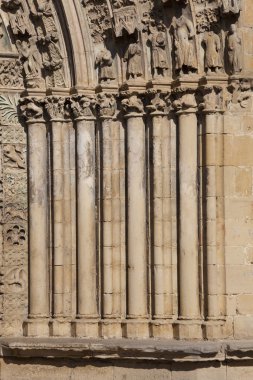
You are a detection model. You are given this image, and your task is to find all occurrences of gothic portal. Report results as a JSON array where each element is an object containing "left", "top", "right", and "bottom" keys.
[{"left": 0, "top": 0, "right": 252, "bottom": 378}]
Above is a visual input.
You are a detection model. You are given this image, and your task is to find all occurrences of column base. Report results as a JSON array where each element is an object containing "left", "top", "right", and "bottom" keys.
[
  {"left": 122, "top": 320, "right": 150, "bottom": 339},
  {"left": 151, "top": 320, "right": 174, "bottom": 339},
  {"left": 100, "top": 320, "right": 122, "bottom": 339},
  {"left": 203, "top": 318, "right": 233, "bottom": 340},
  {"left": 23, "top": 318, "right": 49, "bottom": 337},
  {"left": 49, "top": 319, "right": 72, "bottom": 337},
  {"left": 173, "top": 320, "right": 203, "bottom": 340},
  {"left": 73, "top": 319, "right": 99, "bottom": 338}
]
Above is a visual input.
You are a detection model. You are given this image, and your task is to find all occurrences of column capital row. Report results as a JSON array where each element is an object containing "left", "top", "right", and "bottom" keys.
[{"left": 19, "top": 79, "right": 252, "bottom": 122}]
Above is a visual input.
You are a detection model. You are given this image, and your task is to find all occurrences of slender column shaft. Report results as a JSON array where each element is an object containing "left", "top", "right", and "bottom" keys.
[
  {"left": 126, "top": 113, "right": 147, "bottom": 318},
  {"left": 204, "top": 112, "right": 225, "bottom": 319},
  {"left": 28, "top": 120, "right": 49, "bottom": 318},
  {"left": 76, "top": 117, "right": 98, "bottom": 317},
  {"left": 63, "top": 121, "right": 73, "bottom": 316},
  {"left": 178, "top": 111, "right": 200, "bottom": 319},
  {"left": 152, "top": 114, "right": 172, "bottom": 318},
  {"left": 101, "top": 117, "right": 122, "bottom": 318},
  {"left": 102, "top": 118, "right": 113, "bottom": 316},
  {"left": 51, "top": 120, "right": 64, "bottom": 317},
  {"left": 111, "top": 120, "right": 121, "bottom": 317}
]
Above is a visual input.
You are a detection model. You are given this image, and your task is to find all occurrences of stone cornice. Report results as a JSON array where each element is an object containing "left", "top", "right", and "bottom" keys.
[{"left": 1, "top": 338, "right": 253, "bottom": 363}]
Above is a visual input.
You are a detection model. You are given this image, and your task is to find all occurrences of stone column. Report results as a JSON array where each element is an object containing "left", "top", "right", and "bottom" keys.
[
  {"left": 20, "top": 97, "right": 49, "bottom": 336},
  {"left": 201, "top": 86, "right": 226, "bottom": 338},
  {"left": 45, "top": 96, "right": 72, "bottom": 336},
  {"left": 98, "top": 93, "right": 122, "bottom": 338},
  {"left": 122, "top": 95, "right": 148, "bottom": 338},
  {"left": 62, "top": 106, "right": 73, "bottom": 319},
  {"left": 71, "top": 95, "right": 98, "bottom": 337},
  {"left": 174, "top": 89, "right": 201, "bottom": 339},
  {"left": 147, "top": 93, "right": 173, "bottom": 338}
]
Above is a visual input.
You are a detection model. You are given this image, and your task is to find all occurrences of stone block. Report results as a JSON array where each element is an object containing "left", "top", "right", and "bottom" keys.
[
  {"left": 234, "top": 316, "right": 253, "bottom": 339},
  {"left": 122, "top": 321, "right": 150, "bottom": 339},
  {"left": 237, "top": 295, "right": 253, "bottom": 315},
  {"left": 151, "top": 321, "right": 173, "bottom": 339},
  {"left": 74, "top": 320, "right": 99, "bottom": 338},
  {"left": 49, "top": 320, "right": 72, "bottom": 337},
  {"left": 171, "top": 363, "right": 226, "bottom": 380},
  {"left": 24, "top": 319, "right": 49, "bottom": 337},
  {"left": 226, "top": 266, "right": 253, "bottom": 294},
  {"left": 173, "top": 321, "right": 203, "bottom": 340},
  {"left": 100, "top": 321, "right": 122, "bottom": 338},
  {"left": 227, "top": 363, "right": 253, "bottom": 380},
  {"left": 114, "top": 366, "right": 171, "bottom": 380},
  {"left": 235, "top": 168, "right": 252, "bottom": 196}
]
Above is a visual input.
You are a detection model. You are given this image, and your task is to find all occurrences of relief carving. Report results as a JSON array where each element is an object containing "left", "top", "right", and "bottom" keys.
[
  {"left": 149, "top": 22, "right": 169, "bottom": 78},
  {"left": 124, "top": 41, "right": 143, "bottom": 80},
  {"left": 19, "top": 97, "right": 44, "bottom": 122},
  {"left": 16, "top": 37, "right": 43, "bottom": 88},
  {"left": 198, "top": 85, "right": 223, "bottom": 112},
  {"left": 2, "top": 0, "right": 31, "bottom": 36},
  {"left": 227, "top": 79, "right": 253, "bottom": 111},
  {"left": 227, "top": 24, "right": 242, "bottom": 75},
  {"left": 173, "top": 88, "right": 198, "bottom": 111},
  {"left": 121, "top": 94, "right": 144, "bottom": 114},
  {"left": 6, "top": 224, "right": 26, "bottom": 246},
  {"left": 3, "top": 144, "right": 26, "bottom": 169},
  {"left": 0, "top": 95, "right": 19, "bottom": 124},
  {"left": 113, "top": 5, "right": 141, "bottom": 37},
  {"left": 2, "top": 0, "right": 66, "bottom": 88},
  {"left": 146, "top": 91, "right": 170, "bottom": 115},
  {"left": 4, "top": 267, "right": 27, "bottom": 293},
  {"left": 203, "top": 30, "right": 223, "bottom": 75},
  {"left": 45, "top": 96, "right": 65, "bottom": 120},
  {"left": 97, "top": 92, "right": 117, "bottom": 118},
  {"left": 96, "top": 48, "right": 116, "bottom": 83},
  {"left": 0, "top": 60, "right": 23, "bottom": 88},
  {"left": 172, "top": 15, "right": 197, "bottom": 76},
  {"left": 70, "top": 95, "right": 96, "bottom": 119},
  {"left": 221, "top": 0, "right": 241, "bottom": 15}
]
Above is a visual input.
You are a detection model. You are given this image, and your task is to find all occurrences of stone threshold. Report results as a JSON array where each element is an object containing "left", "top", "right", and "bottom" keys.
[{"left": 0, "top": 338, "right": 253, "bottom": 363}]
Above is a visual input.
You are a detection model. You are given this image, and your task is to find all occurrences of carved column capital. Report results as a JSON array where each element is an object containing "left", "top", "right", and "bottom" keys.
[
  {"left": 198, "top": 85, "right": 224, "bottom": 114},
  {"left": 146, "top": 91, "right": 171, "bottom": 116},
  {"left": 121, "top": 94, "right": 144, "bottom": 118},
  {"left": 227, "top": 78, "right": 253, "bottom": 112},
  {"left": 172, "top": 88, "right": 198, "bottom": 114},
  {"left": 45, "top": 96, "right": 66, "bottom": 121},
  {"left": 19, "top": 97, "right": 45, "bottom": 124},
  {"left": 97, "top": 92, "right": 117, "bottom": 120},
  {"left": 70, "top": 95, "right": 96, "bottom": 121}
]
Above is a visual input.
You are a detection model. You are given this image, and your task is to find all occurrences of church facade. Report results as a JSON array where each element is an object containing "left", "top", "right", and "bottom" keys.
[{"left": 0, "top": 0, "right": 252, "bottom": 378}]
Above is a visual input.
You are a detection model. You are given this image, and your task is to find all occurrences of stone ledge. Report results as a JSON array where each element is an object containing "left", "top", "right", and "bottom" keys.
[{"left": 0, "top": 338, "right": 252, "bottom": 363}]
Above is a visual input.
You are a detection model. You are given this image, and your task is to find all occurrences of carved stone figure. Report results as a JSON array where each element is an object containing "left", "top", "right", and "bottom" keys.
[
  {"left": 16, "top": 37, "right": 42, "bottom": 87},
  {"left": 203, "top": 31, "right": 223, "bottom": 74},
  {"left": 32, "top": 0, "right": 58, "bottom": 39},
  {"left": 172, "top": 15, "right": 197, "bottom": 76},
  {"left": 124, "top": 42, "right": 142, "bottom": 79},
  {"left": 121, "top": 95, "right": 144, "bottom": 114},
  {"left": 227, "top": 24, "right": 242, "bottom": 75},
  {"left": 221, "top": 0, "right": 241, "bottom": 14},
  {"left": 97, "top": 93, "right": 116, "bottom": 118},
  {"left": 2, "top": 0, "right": 31, "bottom": 36},
  {"left": 150, "top": 23, "right": 169, "bottom": 77},
  {"left": 96, "top": 49, "right": 116, "bottom": 83}
]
